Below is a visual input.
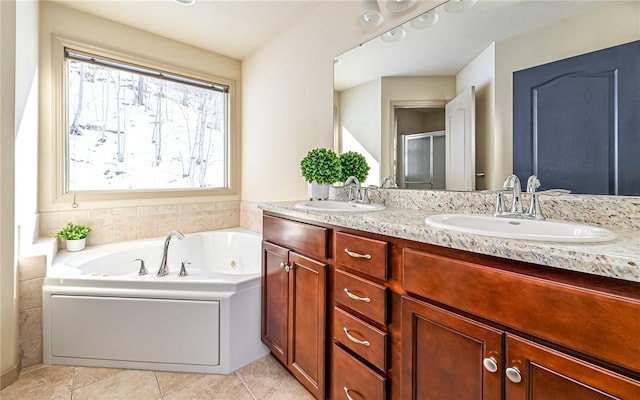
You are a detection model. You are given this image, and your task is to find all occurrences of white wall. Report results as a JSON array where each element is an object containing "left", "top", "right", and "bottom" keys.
[
  {"left": 15, "top": 0, "right": 39, "bottom": 253},
  {"left": 241, "top": 1, "right": 447, "bottom": 201},
  {"left": 0, "top": 0, "right": 18, "bottom": 379},
  {"left": 339, "top": 79, "right": 381, "bottom": 186},
  {"left": 0, "top": 0, "right": 38, "bottom": 381},
  {"left": 494, "top": 1, "right": 640, "bottom": 185},
  {"left": 457, "top": 43, "right": 495, "bottom": 189}
]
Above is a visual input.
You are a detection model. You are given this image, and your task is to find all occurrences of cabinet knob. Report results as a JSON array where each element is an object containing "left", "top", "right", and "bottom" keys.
[
  {"left": 343, "top": 386, "right": 356, "bottom": 400},
  {"left": 343, "top": 327, "right": 371, "bottom": 347},
  {"left": 343, "top": 288, "right": 371, "bottom": 303},
  {"left": 279, "top": 262, "right": 286, "bottom": 269},
  {"left": 482, "top": 357, "right": 498, "bottom": 373},
  {"left": 344, "top": 248, "right": 372, "bottom": 259},
  {"left": 506, "top": 366, "right": 522, "bottom": 383},
  {"left": 285, "top": 265, "right": 291, "bottom": 272}
]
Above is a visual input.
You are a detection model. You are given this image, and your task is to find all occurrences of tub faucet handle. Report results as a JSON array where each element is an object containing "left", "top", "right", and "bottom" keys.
[
  {"left": 179, "top": 261, "right": 191, "bottom": 277},
  {"left": 132, "top": 258, "right": 148, "bottom": 275}
]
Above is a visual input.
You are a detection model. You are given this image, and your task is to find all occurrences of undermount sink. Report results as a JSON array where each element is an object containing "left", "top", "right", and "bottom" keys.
[
  {"left": 295, "top": 200, "right": 385, "bottom": 213},
  {"left": 425, "top": 214, "right": 616, "bottom": 243}
]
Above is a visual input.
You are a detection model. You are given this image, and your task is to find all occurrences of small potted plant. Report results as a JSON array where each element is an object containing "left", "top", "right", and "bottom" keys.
[
  {"left": 56, "top": 221, "right": 91, "bottom": 252},
  {"left": 339, "top": 151, "right": 370, "bottom": 183},
  {"left": 300, "top": 148, "right": 342, "bottom": 200}
]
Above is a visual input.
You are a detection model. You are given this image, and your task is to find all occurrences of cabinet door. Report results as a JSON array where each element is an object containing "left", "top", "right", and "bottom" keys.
[
  {"left": 505, "top": 335, "right": 640, "bottom": 400},
  {"left": 402, "top": 296, "right": 503, "bottom": 400},
  {"left": 261, "top": 241, "right": 289, "bottom": 365},
  {"left": 288, "top": 251, "right": 327, "bottom": 399}
]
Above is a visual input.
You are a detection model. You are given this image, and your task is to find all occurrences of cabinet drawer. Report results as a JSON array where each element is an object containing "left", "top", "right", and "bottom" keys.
[
  {"left": 263, "top": 215, "right": 328, "bottom": 260},
  {"left": 403, "top": 248, "right": 640, "bottom": 374},
  {"left": 332, "top": 344, "right": 386, "bottom": 400},
  {"left": 335, "top": 269, "right": 387, "bottom": 326},
  {"left": 335, "top": 232, "right": 387, "bottom": 280},
  {"left": 333, "top": 307, "right": 387, "bottom": 371}
]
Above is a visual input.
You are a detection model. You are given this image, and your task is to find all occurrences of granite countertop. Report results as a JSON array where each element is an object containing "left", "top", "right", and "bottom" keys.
[{"left": 259, "top": 201, "right": 640, "bottom": 284}]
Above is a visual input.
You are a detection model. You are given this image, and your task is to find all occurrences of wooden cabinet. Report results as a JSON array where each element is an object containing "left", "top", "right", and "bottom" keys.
[
  {"left": 402, "top": 247, "right": 640, "bottom": 400},
  {"left": 401, "top": 296, "right": 503, "bottom": 400},
  {"left": 261, "top": 212, "right": 640, "bottom": 400},
  {"left": 262, "top": 216, "right": 329, "bottom": 399},
  {"left": 505, "top": 335, "right": 640, "bottom": 400}
]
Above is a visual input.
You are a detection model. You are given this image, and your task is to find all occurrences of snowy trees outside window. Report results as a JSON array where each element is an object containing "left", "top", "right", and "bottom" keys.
[{"left": 66, "top": 51, "right": 228, "bottom": 191}]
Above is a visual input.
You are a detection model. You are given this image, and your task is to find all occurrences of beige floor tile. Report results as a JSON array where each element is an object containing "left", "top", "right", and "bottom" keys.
[
  {"left": 0, "top": 364, "right": 74, "bottom": 400},
  {"left": 235, "top": 355, "right": 314, "bottom": 400},
  {"left": 72, "top": 366, "right": 124, "bottom": 390},
  {"left": 155, "top": 371, "right": 206, "bottom": 397},
  {"left": 163, "top": 374, "right": 252, "bottom": 400},
  {"left": 71, "top": 370, "right": 161, "bottom": 400}
]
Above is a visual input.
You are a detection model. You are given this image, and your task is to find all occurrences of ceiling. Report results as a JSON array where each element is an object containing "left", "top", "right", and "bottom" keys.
[
  {"left": 51, "top": 0, "right": 606, "bottom": 87},
  {"left": 334, "top": 0, "right": 603, "bottom": 90},
  {"left": 51, "top": 0, "right": 317, "bottom": 60}
]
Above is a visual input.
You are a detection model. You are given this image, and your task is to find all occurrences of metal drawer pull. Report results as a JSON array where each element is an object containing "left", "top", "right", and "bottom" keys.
[
  {"left": 343, "top": 327, "right": 370, "bottom": 347},
  {"left": 344, "top": 288, "right": 371, "bottom": 303},
  {"left": 343, "top": 386, "right": 356, "bottom": 400},
  {"left": 482, "top": 357, "right": 498, "bottom": 373},
  {"left": 506, "top": 367, "right": 522, "bottom": 383},
  {"left": 344, "top": 248, "right": 372, "bottom": 259}
]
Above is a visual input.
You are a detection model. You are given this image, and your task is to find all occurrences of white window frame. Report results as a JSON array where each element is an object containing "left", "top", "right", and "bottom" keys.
[{"left": 41, "top": 36, "right": 239, "bottom": 211}]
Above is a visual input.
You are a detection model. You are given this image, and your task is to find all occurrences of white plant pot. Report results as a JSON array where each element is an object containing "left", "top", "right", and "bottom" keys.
[
  {"left": 66, "top": 238, "right": 86, "bottom": 252},
  {"left": 308, "top": 181, "right": 330, "bottom": 200}
]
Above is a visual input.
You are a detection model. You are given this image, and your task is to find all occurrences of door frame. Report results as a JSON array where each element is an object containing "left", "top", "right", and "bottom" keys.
[{"left": 390, "top": 100, "right": 447, "bottom": 187}]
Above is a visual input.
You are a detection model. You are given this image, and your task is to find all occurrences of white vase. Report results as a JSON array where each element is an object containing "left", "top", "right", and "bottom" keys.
[
  {"left": 66, "top": 238, "right": 86, "bottom": 252},
  {"left": 308, "top": 181, "right": 330, "bottom": 200}
]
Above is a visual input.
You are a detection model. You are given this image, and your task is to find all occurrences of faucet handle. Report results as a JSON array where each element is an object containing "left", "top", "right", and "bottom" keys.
[
  {"left": 179, "top": 261, "right": 191, "bottom": 277},
  {"left": 361, "top": 187, "right": 370, "bottom": 204},
  {"left": 526, "top": 175, "right": 541, "bottom": 193},
  {"left": 131, "top": 258, "right": 148, "bottom": 275}
]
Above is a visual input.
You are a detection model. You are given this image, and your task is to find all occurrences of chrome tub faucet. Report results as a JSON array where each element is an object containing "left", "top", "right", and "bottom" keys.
[{"left": 158, "top": 230, "right": 185, "bottom": 277}]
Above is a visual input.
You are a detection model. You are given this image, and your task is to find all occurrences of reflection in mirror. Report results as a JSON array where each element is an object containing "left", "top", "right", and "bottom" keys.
[{"left": 334, "top": 0, "right": 640, "bottom": 193}]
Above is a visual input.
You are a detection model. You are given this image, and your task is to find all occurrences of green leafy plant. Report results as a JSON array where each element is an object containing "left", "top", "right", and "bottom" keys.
[
  {"left": 300, "top": 148, "right": 342, "bottom": 184},
  {"left": 56, "top": 222, "right": 91, "bottom": 240},
  {"left": 339, "top": 151, "right": 370, "bottom": 182}
]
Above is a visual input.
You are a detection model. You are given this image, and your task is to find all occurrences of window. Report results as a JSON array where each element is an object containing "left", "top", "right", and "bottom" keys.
[{"left": 65, "top": 49, "right": 230, "bottom": 192}]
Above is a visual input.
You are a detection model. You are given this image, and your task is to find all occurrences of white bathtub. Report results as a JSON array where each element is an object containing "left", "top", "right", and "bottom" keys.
[{"left": 42, "top": 228, "right": 269, "bottom": 374}]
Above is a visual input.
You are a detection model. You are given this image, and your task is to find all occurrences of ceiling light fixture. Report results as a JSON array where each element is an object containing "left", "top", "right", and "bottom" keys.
[
  {"left": 410, "top": 10, "right": 439, "bottom": 30},
  {"left": 381, "top": 26, "right": 407, "bottom": 43},
  {"left": 175, "top": 0, "right": 195, "bottom": 5},
  {"left": 386, "top": 0, "right": 417, "bottom": 13},
  {"left": 444, "top": 0, "right": 478, "bottom": 14},
  {"left": 358, "top": 0, "right": 384, "bottom": 28}
]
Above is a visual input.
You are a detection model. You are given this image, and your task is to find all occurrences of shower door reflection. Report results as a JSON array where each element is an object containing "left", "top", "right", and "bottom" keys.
[{"left": 399, "top": 131, "right": 446, "bottom": 190}]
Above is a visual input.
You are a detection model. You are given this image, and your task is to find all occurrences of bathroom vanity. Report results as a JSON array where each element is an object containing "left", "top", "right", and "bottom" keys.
[{"left": 260, "top": 200, "right": 640, "bottom": 399}]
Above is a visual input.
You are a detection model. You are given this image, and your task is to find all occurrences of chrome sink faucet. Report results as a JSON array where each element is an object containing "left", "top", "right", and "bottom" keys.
[
  {"left": 502, "top": 174, "right": 523, "bottom": 213},
  {"left": 380, "top": 175, "right": 398, "bottom": 188},
  {"left": 344, "top": 176, "right": 363, "bottom": 203},
  {"left": 158, "top": 230, "right": 185, "bottom": 277},
  {"left": 494, "top": 174, "right": 570, "bottom": 220}
]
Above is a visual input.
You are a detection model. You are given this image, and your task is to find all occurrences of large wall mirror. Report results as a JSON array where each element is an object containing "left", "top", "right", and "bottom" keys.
[{"left": 333, "top": 0, "right": 640, "bottom": 194}]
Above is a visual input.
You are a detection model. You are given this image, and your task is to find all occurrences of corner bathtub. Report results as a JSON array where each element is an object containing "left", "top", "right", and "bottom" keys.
[{"left": 42, "top": 228, "right": 269, "bottom": 374}]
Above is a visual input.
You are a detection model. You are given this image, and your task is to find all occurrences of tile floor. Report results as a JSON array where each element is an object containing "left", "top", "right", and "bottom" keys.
[{"left": 0, "top": 354, "right": 314, "bottom": 400}]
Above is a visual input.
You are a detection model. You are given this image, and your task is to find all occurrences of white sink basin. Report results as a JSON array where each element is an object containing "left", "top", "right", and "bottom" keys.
[
  {"left": 295, "top": 200, "right": 385, "bottom": 213},
  {"left": 425, "top": 214, "right": 616, "bottom": 243}
]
